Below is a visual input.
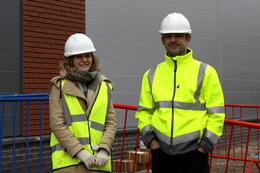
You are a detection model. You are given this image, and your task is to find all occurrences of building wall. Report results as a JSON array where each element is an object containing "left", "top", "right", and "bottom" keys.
[
  {"left": 0, "top": 1, "right": 21, "bottom": 136},
  {"left": 0, "top": 1, "right": 21, "bottom": 93},
  {"left": 22, "top": 0, "right": 85, "bottom": 135},
  {"left": 86, "top": 0, "right": 260, "bottom": 129}
]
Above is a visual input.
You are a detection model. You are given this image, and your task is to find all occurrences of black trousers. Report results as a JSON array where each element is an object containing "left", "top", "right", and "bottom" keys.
[{"left": 151, "top": 148, "right": 209, "bottom": 173}]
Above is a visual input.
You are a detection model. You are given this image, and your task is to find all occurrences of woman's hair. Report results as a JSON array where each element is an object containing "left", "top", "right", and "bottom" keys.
[{"left": 59, "top": 53, "right": 100, "bottom": 76}]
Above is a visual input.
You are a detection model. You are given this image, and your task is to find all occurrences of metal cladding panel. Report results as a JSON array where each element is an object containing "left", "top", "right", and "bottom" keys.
[
  {"left": 0, "top": 1, "right": 21, "bottom": 93},
  {"left": 86, "top": 0, "right": 260, "bottom": 129},
  {"left": 0, "top": 1, "right": 21, "bottom": 136}
]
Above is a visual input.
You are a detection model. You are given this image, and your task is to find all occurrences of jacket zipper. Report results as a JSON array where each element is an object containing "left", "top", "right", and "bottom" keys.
[{"left": 171, "top": 59, "right": 177, "bottom": 146}]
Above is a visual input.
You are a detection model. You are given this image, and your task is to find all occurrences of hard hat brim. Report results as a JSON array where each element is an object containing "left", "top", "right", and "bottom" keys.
[
  {"left": 159, "top": 30, "right": 192, "bottom": 34},
  {"left": 64, "top": 48, "right": 96, "bottom": 58}
]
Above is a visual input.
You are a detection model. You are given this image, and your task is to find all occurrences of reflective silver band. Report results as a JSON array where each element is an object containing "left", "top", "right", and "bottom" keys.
[
  {"left": 51, "top": 144, "right": 63, "bottom": 152},
  {"left": 154, "top": 128, "right": 200, "bottom": 145},
  {"left": 156, "top": 101, "right": 206, "bottom": 110},
  {"left": 204, "top": 130, "right": 219, "bottom": 145},
  {"left": 61, "top": 93, "right": 73, "bottom": 126},
  {"left": 105, "top": 82, "right": 112, "bottom": 119},
  {"left": 148, "top": 67, "right": 156, "bottom": 91},
  {"left": 52, "top": 137, "right": 90, "bottom": 152},
  {"left": 141, "top": 125, "right": 154, "bottom": 136},
  {"left": 91, "top": 121, "right": 104, "bottom": 132},
  {"left": 207, "top": 106, "right": 225, "bottom": 114},
  {"left": 194, "top": 63, "right": 207, "bottom": 102},
  {"left": 78, "top": 137, "right": 90, "bottom": 145},
  {"left": 71, "top": 114, "right": 86, "bottom": 122},
  {"left": 137, "top": 106, "right": 155, "bottom": 113}
]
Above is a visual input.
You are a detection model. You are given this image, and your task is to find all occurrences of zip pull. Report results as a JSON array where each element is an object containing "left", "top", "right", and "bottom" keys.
[{"left": 173, "top": 60, "right": 177, "bottom": 72}]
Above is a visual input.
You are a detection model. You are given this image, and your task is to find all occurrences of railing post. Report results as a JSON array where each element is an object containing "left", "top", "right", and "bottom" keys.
[
  {"left": 12, "top": 103, "right": 17, "bottom": 173},
  {"left": 0, "top": 103, "right": 5, "bottom": 172},
  {"left": 118, "top": 109, "right": 128, "bottom": 173},
  {"left": 24, "top": 102, "right": 30, "bottom": 173}
]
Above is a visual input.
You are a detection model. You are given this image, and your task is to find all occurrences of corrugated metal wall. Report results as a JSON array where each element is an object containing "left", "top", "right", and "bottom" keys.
[
  {"left": 0, "top": 1, "right": 21, "bottom": 136},
  {"left": 86, "top": 0, "right": 260, "bottom": 127},
  {"left": 0, "top": 1, "right": 21, "bottom": 93}
]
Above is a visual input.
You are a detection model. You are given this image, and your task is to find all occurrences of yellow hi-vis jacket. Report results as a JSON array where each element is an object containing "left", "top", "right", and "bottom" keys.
[
  {"left": 136, "top": 49, "right": 225, "bottom": 155},
  {"left": 50, "top": 79, "right": 112, "bottom": 172}
]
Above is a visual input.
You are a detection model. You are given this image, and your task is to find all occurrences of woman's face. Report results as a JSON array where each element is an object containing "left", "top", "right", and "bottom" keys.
[{"left": 72, "top": 53, "right": 92, "bottom": 71}]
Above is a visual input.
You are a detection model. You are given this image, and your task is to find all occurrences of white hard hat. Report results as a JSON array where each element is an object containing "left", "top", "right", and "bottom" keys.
[
  {"left": 64, "top": 33, "right": 96, "bottom": 57},
  {"left": 159, "top": 12, "right": 192, "bottom": 34}
]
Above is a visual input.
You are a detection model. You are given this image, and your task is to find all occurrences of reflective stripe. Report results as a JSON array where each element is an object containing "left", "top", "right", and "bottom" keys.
[
  {"left": 156, "top": 101, "right": 206, "bottom": 110},
  {"left": 204, "top": 130, "right": 219, "bottom": 145},
  {"left": 148, "top": 67, "right": 156, "bottom": 91},
  {"left": 154, "top": 128, "right": 200, "bottom": 145},
  {"left": 51, "top": 144, "right": 63, "bottom": 152},
  {"left": 61, "top": 82, "right": 112, "bottom": 125},
  {"left": 148, "top": 62, "right": 208, "bottom": 108},
  {"left": 207, "top": 106, "right": 225, "bottom": 114},
  {"left": 71, "top": 114, "right": 86, "bottom": 122},
  {"left": 194, "top": 62, "right": 207, "bottom": 102},
  {"left": 105, "top": 82, "right": 112, "bottom": 119},
  {"left": 61, "top": 94, "right": 72, "bottom": 126},
  {"left": 147, "top": 66, "right": 160, "bottom": 104},
  {"left": 137, "top": 106, "right": 155, "bottom": 113},
  {"left": 141, "top": 125, "right": 154, "bottom": 136},
  {"left": 52, "top": 137, "right": 90, "bottom": 152},
  {"left": 91, "top": 121, "right": 104, "bottom": 132},
  {"left": 78, "top": 137, "right": 90, "bottom": 145}
]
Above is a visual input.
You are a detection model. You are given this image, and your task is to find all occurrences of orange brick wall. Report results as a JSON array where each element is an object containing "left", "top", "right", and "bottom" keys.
[{"left": 22, "top": 0, "right": 85, "bottom": 135}]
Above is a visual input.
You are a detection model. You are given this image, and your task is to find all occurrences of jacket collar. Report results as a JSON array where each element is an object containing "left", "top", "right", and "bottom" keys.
[
  {"left": 63, "top": 80, "right": 86, "bottom": 99},
  {"left": 50, "top": 74, "right": 112, "bottom": 101},
  {"left": 164, "top": 48, "right": 193, "bottom": 64}
]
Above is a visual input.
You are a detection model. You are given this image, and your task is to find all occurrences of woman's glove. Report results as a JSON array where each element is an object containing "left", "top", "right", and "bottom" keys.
[
  {"left": 96, "top": 149, "right": 109, "bottom": 166},
  {"left": 76, "top": 150, "right": 96, "bottom": 169}
]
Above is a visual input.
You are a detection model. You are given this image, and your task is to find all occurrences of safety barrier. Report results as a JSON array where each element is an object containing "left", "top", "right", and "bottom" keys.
[
  {"left": 113, "top": 104, "right": 260, "bottom": 173},
  {"left": 0, "top": 94, "right": 259, "bottom": 172},
  {"left": 225, "top": 104, "right": 260, "bottom": 121},
  {"left": 0, "top": 93, "right": 49, "bottom": 173},
  {"left": 210, "top": 119, "right": 260, "bottom": 173}
]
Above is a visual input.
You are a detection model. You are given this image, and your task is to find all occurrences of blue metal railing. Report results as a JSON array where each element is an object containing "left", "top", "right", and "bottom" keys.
[
  {"left": 0, "top": 93, "right": 49, "bottom": 102},
  {"left": 0, "top": 93, "right": 49, "bottom": 173}
]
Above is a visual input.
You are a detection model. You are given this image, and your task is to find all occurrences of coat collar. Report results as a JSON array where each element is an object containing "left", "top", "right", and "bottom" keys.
[
  {"left": 164, "top": 48, "right": 193, "bottom": 64},
  {"left": 50, "top": 74, "right": 112, "bottom": 101},
  {"left": 62, "top": 81, "right": 86, "bottom": 99}
]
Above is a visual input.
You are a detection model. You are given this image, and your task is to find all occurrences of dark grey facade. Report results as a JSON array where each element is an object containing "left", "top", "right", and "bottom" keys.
[
  {"left": 86, "top": 0, "right": 260, "bottom": 128},
  {"left": 0, "top": 0, "right": 21, "bottom": 136},
  {"left": 0, "top": 1, "right": 21, "bottom": 93}
]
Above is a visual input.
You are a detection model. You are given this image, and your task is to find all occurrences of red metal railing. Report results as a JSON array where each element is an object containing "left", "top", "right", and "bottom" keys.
[{"left": 113, "top": 104, "right": 260, "bottom": 173}]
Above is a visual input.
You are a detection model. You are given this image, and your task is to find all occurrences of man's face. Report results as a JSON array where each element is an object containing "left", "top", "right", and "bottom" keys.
[{"left": 161, "top": 33, "right": 191, "bottom": 57}]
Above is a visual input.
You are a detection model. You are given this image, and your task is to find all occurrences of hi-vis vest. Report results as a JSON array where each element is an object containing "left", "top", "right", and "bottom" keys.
[
  {"left": 136, "top": 49, "right": 225, "bottom": 152},
  {"left": 50, "top": 79, "right": 112, "bottom": 172}
]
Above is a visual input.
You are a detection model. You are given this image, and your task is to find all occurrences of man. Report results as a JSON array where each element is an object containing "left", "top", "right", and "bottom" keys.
[{"left": 135, "top": 12, "right": 225, "bottom": 173}]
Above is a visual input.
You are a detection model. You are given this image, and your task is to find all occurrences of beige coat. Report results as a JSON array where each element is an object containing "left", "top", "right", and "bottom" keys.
[{"left": 50, "top": 75, "right": 116, "bottom": 173}]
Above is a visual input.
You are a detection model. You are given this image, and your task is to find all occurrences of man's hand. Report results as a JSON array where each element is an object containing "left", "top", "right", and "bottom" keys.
[
  {"left": 96, "top": 149, "right": 109, "bottom": 166},
  {"left": 197, "top": 147, "right": 207, "bottom": 153},
  {"left": 150, "top": 139, "right": 160, "bottom": 150},
  {"left": 76, "top": 150, "right": 96, "bottom": 169},
  {"left": 199, "top": 137, "right": 213, "bottom": 153}
]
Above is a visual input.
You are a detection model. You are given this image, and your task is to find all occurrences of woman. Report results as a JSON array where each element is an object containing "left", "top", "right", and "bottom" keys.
[{"left": 49, "top": 33, "right": 116, "bottom": 173}]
